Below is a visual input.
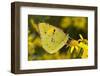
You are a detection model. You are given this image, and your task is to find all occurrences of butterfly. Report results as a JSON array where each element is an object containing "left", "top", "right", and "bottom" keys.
[{"left": 39, "top": 23, "right": 68, "bottom": 54}]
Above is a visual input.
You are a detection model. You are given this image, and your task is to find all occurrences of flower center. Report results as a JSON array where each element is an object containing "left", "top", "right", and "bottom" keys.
[{"left": 70, "top": 40, "right": 78, "bottom": 46}]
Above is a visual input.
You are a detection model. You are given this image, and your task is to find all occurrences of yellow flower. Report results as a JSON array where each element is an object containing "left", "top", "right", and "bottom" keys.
[
  {"left": 78, "top": 34, "right": 88, "bottom": 58},
  {"left": 78, "top": 42, "right": 88, "bottom": 58},
  {"left": 78, "top": 34, "right": 88, "bottom": 44},
  {"left": 67, "top": 34, "right": 88, "bottom": 58},
  {"left": 68, "top": 40, "right": 79, "bottom": 53},
  {"left": 72, "top": 17, "right": 87, "bottom": 30},
  {"left": 60, "top": 17, "right": 72, "bottom": 29}
]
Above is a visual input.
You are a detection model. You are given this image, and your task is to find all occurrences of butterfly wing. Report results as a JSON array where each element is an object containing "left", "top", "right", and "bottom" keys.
[{"left": 39, "top": 23, "right": 68, "bottom": 54}]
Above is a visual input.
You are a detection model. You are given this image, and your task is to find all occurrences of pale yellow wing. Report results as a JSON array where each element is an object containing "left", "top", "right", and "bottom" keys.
[{"left": 39, "top": 23, "right": 68, "bottom": 54}]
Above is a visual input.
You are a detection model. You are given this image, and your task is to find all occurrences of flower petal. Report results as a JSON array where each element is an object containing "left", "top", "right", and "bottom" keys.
[
  {"left": 70, "top": 46, "right": 74, "bottom": 53},
  {"left": 79, "top": 34, "right": 83, "bottom": 40},
  {"left": 75, "top": 46, "right": 79, "bottom": 52}
]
